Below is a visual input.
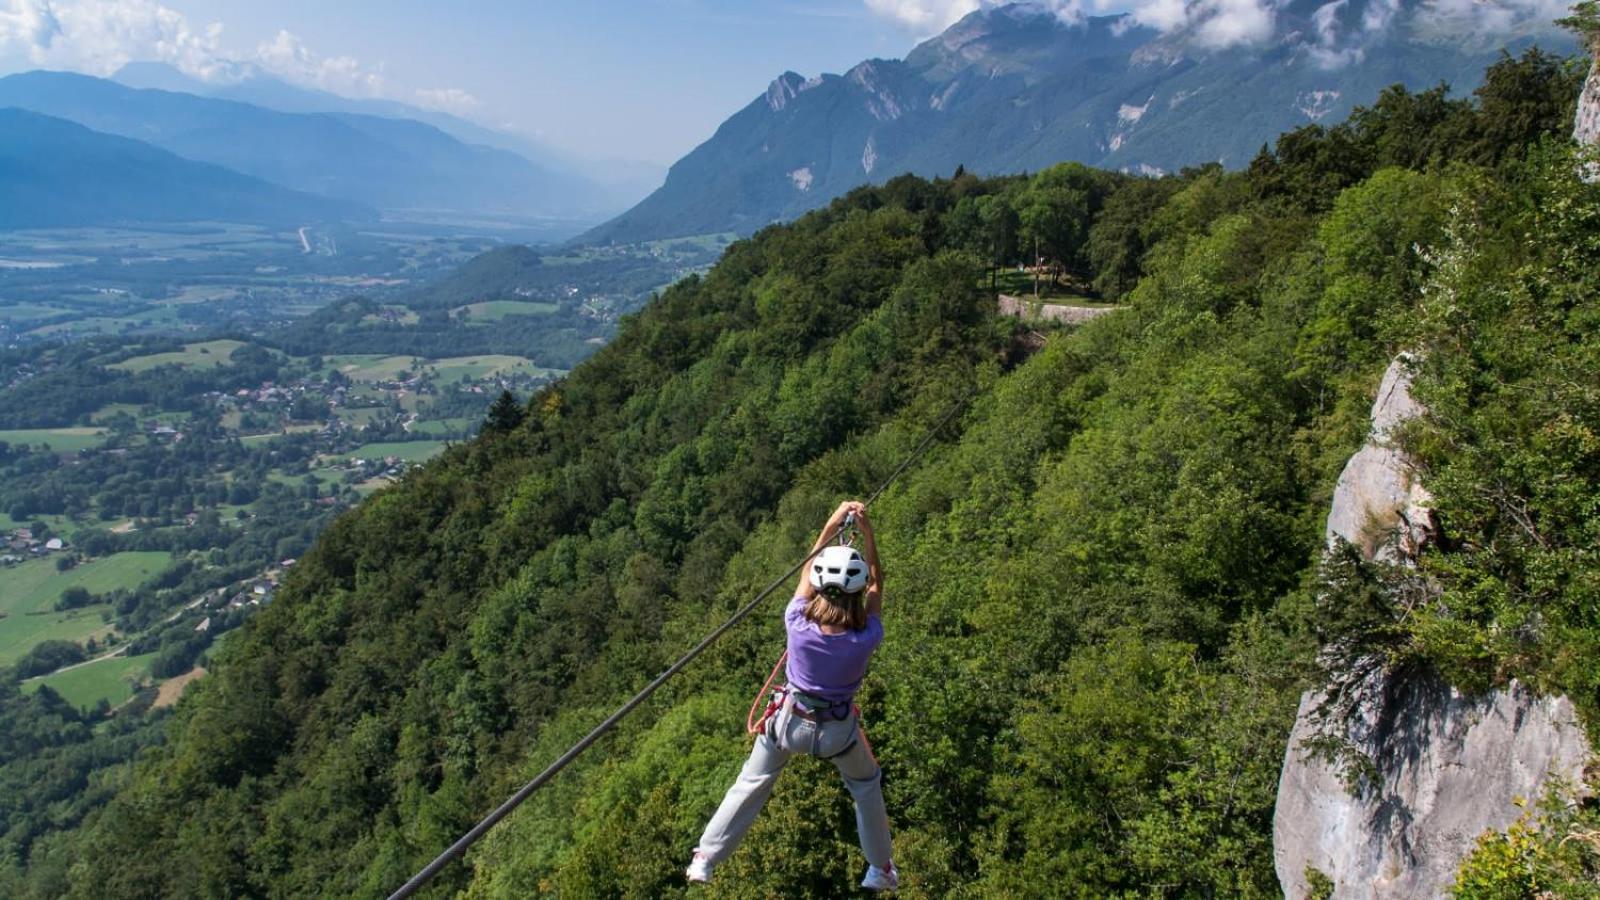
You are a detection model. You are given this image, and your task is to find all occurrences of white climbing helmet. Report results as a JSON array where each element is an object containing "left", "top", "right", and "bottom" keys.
[{"left": 809, "top": 545, "right": 869, "bottom": 596}]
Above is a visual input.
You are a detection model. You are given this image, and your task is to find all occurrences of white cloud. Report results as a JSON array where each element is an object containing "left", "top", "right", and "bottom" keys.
[
  {"left": 0, "top": 0, "right": 61, "bottom": 52},
  {"left": 1189, "top": 0, "right": 1276, "bottom": 47},
  {"left": 0, "top": 1, "right": 390, "bottom": 96},
  {"left": 862, "top": 0, "right": 983, "bottom": 32},
  {"left": 253, "top": 29, "right": 384, "bottom": 97},
  {"left": 1415, "top": 0, "right": 1571, "bottom": 38},
  {"left": 864, "top": 0, "right": 1568, "bottom": 54},
  {"left": 0, "top": 0, "right": 230, "bottom": 77},
  {"left": 413, "top": 86, "right": 480, "bottom": 114}
]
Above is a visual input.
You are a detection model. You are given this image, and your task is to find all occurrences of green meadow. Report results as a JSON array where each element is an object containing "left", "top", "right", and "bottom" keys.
[
  {"left": 23, "top": 651, "right": 157, "bottom": 709},
  {"left": 0, "top": 552, "right": 173, "bottom": 666}
]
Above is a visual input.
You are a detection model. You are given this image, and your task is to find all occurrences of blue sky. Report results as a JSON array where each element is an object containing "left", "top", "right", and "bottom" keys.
[
  {"left": 3, "top": 0, "right": 1570, "bottom": 166},
  {"left": 0, "top": 0, "right": 955, "bottom": 165}
]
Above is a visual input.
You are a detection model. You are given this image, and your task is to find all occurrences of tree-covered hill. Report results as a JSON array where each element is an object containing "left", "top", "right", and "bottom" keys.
[{"left": 5, "top": 47, "right": 1596, "bottom": 898}]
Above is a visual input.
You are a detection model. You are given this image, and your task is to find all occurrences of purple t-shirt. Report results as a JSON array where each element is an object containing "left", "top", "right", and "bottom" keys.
[{"left": 784, "top": 596, "right": 883, "bottom": 704}]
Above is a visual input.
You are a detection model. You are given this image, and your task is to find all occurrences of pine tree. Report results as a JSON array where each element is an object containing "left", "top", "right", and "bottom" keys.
[{"left": 483, "top": 390, "right": 525, "bottom": 433}]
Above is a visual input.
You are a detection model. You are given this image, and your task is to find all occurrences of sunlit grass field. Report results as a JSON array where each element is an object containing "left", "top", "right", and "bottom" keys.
[{"left": 0, "top": 552, "right": 172, "bottom": 665}]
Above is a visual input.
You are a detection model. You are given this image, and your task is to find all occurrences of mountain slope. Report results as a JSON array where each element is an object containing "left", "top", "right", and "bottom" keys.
[
  {"left": 0, "top": 108, "right": 363, "bottom": 228},
  {"left": 28, "top": 54, "right": 1593, "bottom": 898},
  {"left": 0, "top": 71, "right": 604, "bottom": 217},
  {"left": 583, "top": 1, "right": 1574, "bottom": 243}
]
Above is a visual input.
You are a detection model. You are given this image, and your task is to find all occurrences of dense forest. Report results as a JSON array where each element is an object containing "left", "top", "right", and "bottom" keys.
[{"left": 2, "top": 46, "right": 1597, "bottom": 898}]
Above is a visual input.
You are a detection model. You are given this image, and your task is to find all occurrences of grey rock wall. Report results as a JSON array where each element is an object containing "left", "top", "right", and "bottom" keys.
[
  {"left": 1275, "top": 673, "right": 1589, "bottom": 898},
  {"left": 1576, "top": 55, "right": 1599, "bottom": 149},
  {"left": 1273, "top": 355, "right": 1592, "bottom": 898},
  {"left": 1323, "top": 356, "right": 1432, "bottom": 561}
]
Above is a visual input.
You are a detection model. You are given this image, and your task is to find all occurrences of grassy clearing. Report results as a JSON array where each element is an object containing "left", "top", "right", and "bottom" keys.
[
  {"left": 0, "top": 302, "right": 70, "bottom": 323},
  {"left": 337, "top": 406, "right": 388, "bottom": 427},
  {"left": 110, "top": 339, "right": 250, "bottom": 373},
  {"left": 26, "top": 306, "right": 186, "bottom": 338},
  {"left": 0, "top": 551, "right": 172, "bottom": 664},
  {"left": 325, "top": 355, "right": 423, "bottom": 381},
  {"left": 426, "top": 355, "right": 554, "bottom": 382},
  {"left": 338, "top": 440, "right": 449, "bottom": 463},
  {"left": 325, "top": 354, "right": 559, "bottom": 384},
  {"left": 988, "top": 269, "right": 1109, "bottom": 305},
  {"left": 0, "top": 607, "right": 116, "bottom": 666},
  {"left": 410, "top": 417, "right": 474, "bottom": 436},
  {"left": 0, "top": 511, "right": 70, "bottom": 532},
  {"left": 266, "top": 465, "right": 349, "bottom": 488},
  {"left": 453, "top": 300, "right": 558, "bottom": 322},
  {"left": 90, "top": 404, "right": 189, "bottom": 426},
  {"left": 90, "top": 403, "right": 147, "bottom": 423},
  {"left": 0, "top": 427, "right": 108, "bottom": 453},
  {"left": 24, "top": 651, "right": 156, "bottom": 710},
  {"left": 642, "top": 232, "right": 735, "bottom": 253}
]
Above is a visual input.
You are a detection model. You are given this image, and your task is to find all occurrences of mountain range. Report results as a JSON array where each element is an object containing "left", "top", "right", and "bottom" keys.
[
  {"left": 0, "top": 107, "right": 363, "bottom": 228},
  {"left": 110, "top": 62, "right": 665, "bottom": 210},
  {"left": 584, "top": 0, "right": 1576, "bottom": 244},
  {"left": 0, "top": 71, "right": 617, "bottom": 221}
]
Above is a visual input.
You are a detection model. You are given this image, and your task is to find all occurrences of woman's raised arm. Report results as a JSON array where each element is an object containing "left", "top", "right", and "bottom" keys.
[
  {"left": 794, "top": 501, "right": 858, "bottom": 601},
  {"left": 853, "top": 506, "right": 883, "bottom": 617}
]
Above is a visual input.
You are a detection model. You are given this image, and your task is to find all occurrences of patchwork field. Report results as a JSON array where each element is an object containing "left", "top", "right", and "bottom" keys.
[
  {"left": 339, "top": 440, "right": 449, "bottom": 463},
  {"left": 454, "top": 300, "right": 558, "bottom": 322},
  {"left": 409, "top": 417, "right": 475, "bottom": 436},
  {"left": 110, "top": 339, "right": 250, "bottom": 373},
  {"left": 0, "top": 552, "right": 173, "bottom": 665},
  {"left": 326, "top": 353, "right": 557, "bottom": 383},
  {"left": 0, "top": 302, "right": 69, "bottom": 323},
  {"left": 0, "top": 427, "right": 108, "bottom": 453}
]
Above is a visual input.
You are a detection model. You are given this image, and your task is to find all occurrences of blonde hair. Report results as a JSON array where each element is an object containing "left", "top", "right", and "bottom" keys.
[{"left": 805, "top": 588, "right": 868, "bottom": 631}]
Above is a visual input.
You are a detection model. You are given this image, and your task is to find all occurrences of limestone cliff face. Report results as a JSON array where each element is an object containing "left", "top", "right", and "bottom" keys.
[
  {"left": 1576, "top": 53, "right": 1599, "bottom": 149},
  {"left": 1272, "top": 357, "right": 1591, "bottom": 898},
  {"left": 1275, "top": 673, "right": 1588, "bottom": 898},
  {"left": 1322, "top": 356, "right": 1432, "bottom": 562}
]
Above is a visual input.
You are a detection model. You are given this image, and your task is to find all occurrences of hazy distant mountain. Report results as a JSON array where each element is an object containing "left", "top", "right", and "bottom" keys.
[
  {"left": 584, "top": 0, "right": 1575, "bottom": 244},
  {"left": 0, "top": 108, "right": 363, "bottom": 228},
  {"left": 0, "top": 70, "right": 609, "bottom": 218},
  {"left": 113, "top": 62, "right": 665, "bottom": 210}
]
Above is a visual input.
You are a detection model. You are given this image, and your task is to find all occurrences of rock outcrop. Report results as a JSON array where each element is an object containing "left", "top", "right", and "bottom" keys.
[
  {"left": 1576, "top": 52, "right": 1599, "bottom": 149},
  {"left": 1323, "top": 356, "right": 1433, "bottom": 562},
  {"left": 1273, "top": 356, "right": 1592, "bottom": 898},
  {"left": 1275, "top": 673, "right": 1589, "bottom": 898}
]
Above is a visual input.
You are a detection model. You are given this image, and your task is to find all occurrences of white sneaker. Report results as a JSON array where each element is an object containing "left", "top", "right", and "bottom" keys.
[
  {"left": 685, "top": 849, "right": 713, "bottom": 883},
  {"left": 861, "top": 863, "right": 898, "bottom": 891}
]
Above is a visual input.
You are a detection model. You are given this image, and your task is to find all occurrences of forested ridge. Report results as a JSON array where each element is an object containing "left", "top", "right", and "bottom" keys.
[{"left": 3, "top": 47, "right": 1598, "bottom": 898}]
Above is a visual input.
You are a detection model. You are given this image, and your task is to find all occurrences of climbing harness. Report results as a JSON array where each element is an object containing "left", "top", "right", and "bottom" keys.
[{"left": 387, "top": 393, "right": 970, "bottom": 900}]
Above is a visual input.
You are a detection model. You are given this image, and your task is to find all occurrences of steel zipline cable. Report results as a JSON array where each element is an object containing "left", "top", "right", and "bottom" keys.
[{"left": 387, "top": 392, "right": 971, "bottom": 899}]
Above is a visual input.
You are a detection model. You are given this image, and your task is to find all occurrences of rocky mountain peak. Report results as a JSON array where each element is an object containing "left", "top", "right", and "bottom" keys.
[{"left": 766, "top": 71, "right": 806, "bottom": 112}]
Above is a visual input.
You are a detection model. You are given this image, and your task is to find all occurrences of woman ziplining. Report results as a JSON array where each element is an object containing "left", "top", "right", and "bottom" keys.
[
  {"left": 685, "top": 500, "right": 897, "bottom": 891},
  {"left": 389, "top": 397, "right": 966, "bottom": 900}
]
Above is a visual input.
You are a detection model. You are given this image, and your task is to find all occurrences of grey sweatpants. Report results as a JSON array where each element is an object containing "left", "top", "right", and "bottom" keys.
[{"left": 696, "top": 699, "right": 892, "bottom": 868}]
